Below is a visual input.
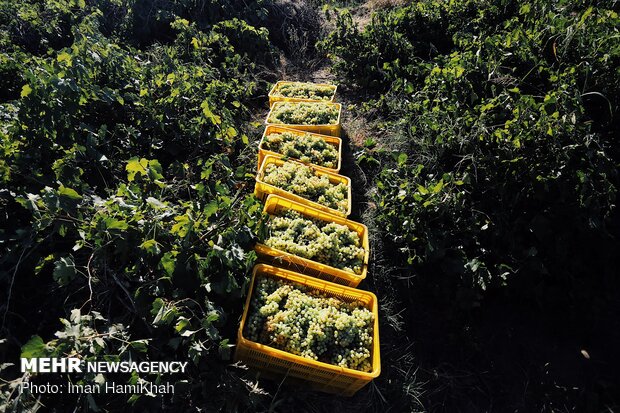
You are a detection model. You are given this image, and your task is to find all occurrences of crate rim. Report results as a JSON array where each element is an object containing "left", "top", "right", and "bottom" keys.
[{"left": 237, "top": 263, "right": 381, "bottom": 378}]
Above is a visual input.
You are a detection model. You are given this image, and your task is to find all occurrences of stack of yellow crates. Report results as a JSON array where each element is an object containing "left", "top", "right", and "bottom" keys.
[{"left": 235, "top": 81, "right": 381, "bottom": 396}]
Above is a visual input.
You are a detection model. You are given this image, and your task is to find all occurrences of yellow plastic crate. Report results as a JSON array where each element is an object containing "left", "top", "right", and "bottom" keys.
[
  {"left": 255, "top": 155, "right": 352, "bottom": 217},
  {"left": 266, "top": 101, "right": 342, "bottom": 137},
  {"left": 268, "top": 81, "right": 337, "bottom": 107},
  {"left": 258, "top": 125, "right": 343, "bottom": 174},
  {"left": 235, "top": 263, "right": 381, "bottom": 396},
  {"left": 255, "top": 194, "right": 369, "bottom": 287}
]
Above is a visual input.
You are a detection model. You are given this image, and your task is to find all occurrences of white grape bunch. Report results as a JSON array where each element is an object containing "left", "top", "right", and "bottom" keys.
[
  {"left": 263, "top": 210, "right": 364, "bottom": 274},
  {"left": 273, "top": 82, "right": 335, "bottom": 100},
  {"left": 262, "top": 161, "right": 348, "bottom": 213},
  {"left": 267, "top": 102, "right": 339, "bottom": 125},
  {"left": 245, "top": 277, "right": 374, "bottom": 372},
  {"left": 262, "top": 131, "right": 339, "bottom": 169}
]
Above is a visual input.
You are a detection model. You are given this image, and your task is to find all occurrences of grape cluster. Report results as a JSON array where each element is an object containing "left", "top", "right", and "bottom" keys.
[
  {"left": 273, "top": 82, "right": 335, "bottom": 101},
  {"left": 245, "top": 277, "right": 374, "bottom": 372},
  {"left": 267, "top": 102, "right": 339, "bottom": 125},
  {"left": 262, "top": 161, "right": 348, "bottom": 213},
  {"left": 262, "top": 131, "right": 339, "bottom": 169},
  {"left": 264, "top": 210, "right": 364, "bottom": 274}
]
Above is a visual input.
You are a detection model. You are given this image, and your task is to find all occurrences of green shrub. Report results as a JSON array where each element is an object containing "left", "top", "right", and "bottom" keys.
[
  {"left": 322, "top": 1, "right": 620, "bottom": 303},
  {"left": 0, "top": 1, "right": 271, "bottom": 411},
  {"left": 272, "top": 82, "right": 336, "bottom": 100},
  {"left": 263, "top": 210, "right": 365, "bottom": 274}
]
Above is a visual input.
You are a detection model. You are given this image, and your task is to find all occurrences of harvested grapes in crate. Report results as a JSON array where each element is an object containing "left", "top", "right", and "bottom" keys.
[
  {"left": 236, "top": 264, "right": 380, "bottom": 396},
  {"left": 264, "top": 210, "right": 365, "bottom": 275},
  {"left": 262, "top": 130, "right": 339, "bottom": 169},
  {"left": 255, "top": 195, "right": 369, "bottom": 287},
  {"left": 270, "top": 82, "right": 337, "bottom": 101},
  {"left": 244, "top": 276, "right": 374, "bottom": 372},
  {"left": 257, "top": 157, "right": 350, "bottom": 215}
]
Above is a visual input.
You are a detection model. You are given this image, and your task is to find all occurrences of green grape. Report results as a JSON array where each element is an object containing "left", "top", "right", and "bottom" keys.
[
  {"left": 244, "top": 277, "right": 374, "bottom": 372},
  {"left": 273, "top": 82, "right": 335, "bottom": 100},
  {"left": 267, "top": 102, "right": 339, "bottom": 125},
  {"left": 262, "top": 131, "right": 339, "bottom": 169},
  {"left": 262, "top": 161, "right": 348, "bottom": 213},
  {"left": 263, "top": 210, "right": 365, "bottom": 274}
]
